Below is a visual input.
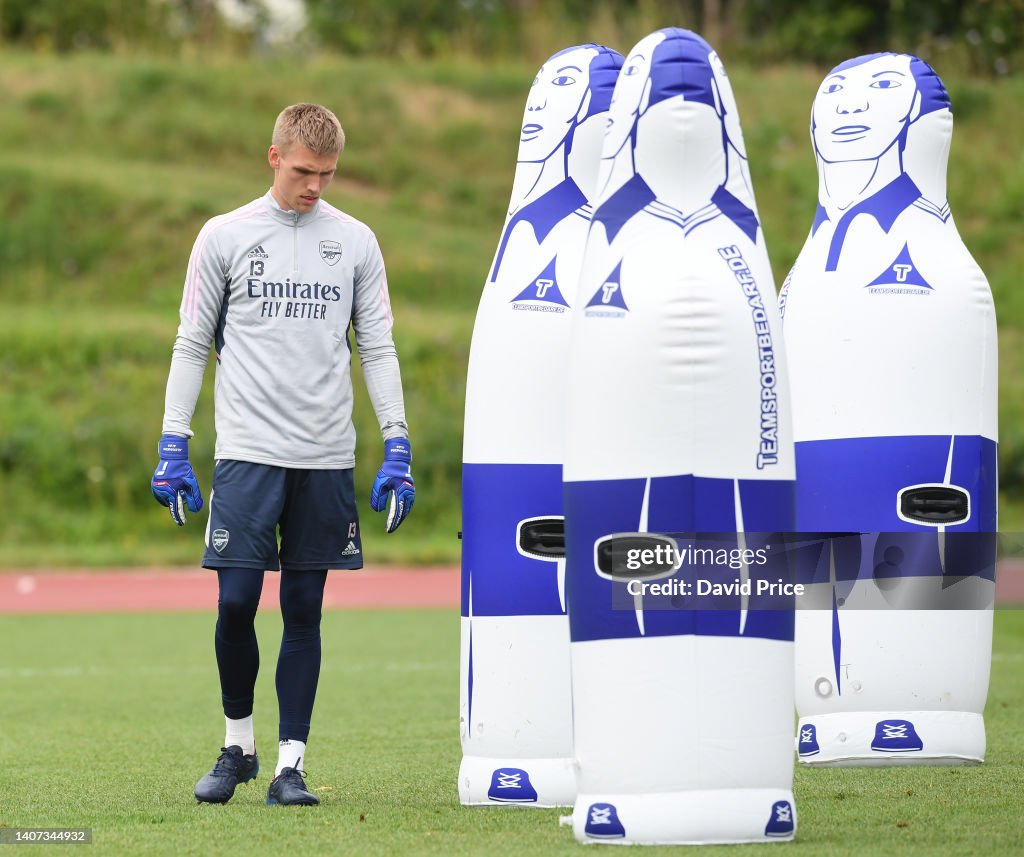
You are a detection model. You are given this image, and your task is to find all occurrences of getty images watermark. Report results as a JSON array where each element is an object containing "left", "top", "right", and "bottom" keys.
[
  {"left": 596, "top": 532, "right": 1010, "bottom": 611},
  {"left": 619, "top": 541, "right": 802, "bottom": 598}
]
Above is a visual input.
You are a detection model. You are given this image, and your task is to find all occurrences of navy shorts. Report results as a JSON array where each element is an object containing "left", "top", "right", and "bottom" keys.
[{"left": 202, "top": 460, "right": 363, "bottom": 571}]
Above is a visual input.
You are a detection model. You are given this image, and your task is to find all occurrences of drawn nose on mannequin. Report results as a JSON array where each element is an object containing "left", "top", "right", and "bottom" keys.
[
  {"left": 527, "top": 98, "right": 548, "bottom": 111},
  {"left": 837, "top": 99, "right": 868, "bottom": 115}
]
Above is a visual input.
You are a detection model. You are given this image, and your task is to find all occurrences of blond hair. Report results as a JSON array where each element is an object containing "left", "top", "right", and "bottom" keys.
[{"left": 272, "top": 103, "right": 345, "bottom": 156}]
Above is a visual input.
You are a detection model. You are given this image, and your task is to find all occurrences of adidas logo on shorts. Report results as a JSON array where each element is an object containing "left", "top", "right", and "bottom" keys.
[{"left": 341, "top": 540, "right": 361, "bottom": 556}]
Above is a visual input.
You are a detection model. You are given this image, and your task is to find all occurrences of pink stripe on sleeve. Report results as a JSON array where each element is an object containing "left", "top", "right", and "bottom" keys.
[
  {"left": 376, "top": 244, "right": 394, "bottom": 325},
  {"left": 319, "top": 201, "right": 360, "bottom": 226},
  {"left": 184, "top": 201, "right": 263, "bottom": 322}
]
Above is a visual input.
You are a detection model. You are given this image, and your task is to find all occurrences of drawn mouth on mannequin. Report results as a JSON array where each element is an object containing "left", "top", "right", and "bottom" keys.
[
  {"left": 521, "top": 123, "right": 543, "bottom": 141},
  {"left": 831, "top": 124, "right": 870, "bottom": 140}
]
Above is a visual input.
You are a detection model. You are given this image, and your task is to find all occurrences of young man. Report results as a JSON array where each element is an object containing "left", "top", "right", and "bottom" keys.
[{"left": 151, "top": 103, "right": 415, "bottom": 806}]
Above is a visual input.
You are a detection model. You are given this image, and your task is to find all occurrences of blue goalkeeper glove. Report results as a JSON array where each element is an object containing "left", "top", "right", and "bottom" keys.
[
  {"left": 151, "top": 434, "right": 204, "bottom": 526},
  {"left": 370, "top": 438, "right": 415, "bottom": 533}
]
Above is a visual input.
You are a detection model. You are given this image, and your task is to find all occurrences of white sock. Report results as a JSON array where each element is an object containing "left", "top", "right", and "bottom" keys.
[
  {"left": 276, "top": 739, "right": 306, "bottom": 776},
  {"left": 224, "top": 715, "right": 256, "bottom": 756}
]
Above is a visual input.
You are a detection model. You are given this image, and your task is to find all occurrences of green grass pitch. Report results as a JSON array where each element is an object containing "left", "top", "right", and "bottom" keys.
[{"left": 1, "top": 608, "right": 1022, "bottom": 855}]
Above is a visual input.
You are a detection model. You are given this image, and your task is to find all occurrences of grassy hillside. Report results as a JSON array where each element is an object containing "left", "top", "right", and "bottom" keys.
[{"left": 0, "top": 50, "right": 1021, "bottom": 567}]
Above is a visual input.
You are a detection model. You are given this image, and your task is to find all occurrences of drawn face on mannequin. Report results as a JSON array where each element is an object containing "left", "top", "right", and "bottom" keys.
[
  {"left": 603, "top": 31, "right": 664, "bottom": 160},
  {"left": 519, "top": 46, "right": 598, "bottom": 164},
  {"left": 709, "top": 50, "right": 746, "bottom": 160},
  {"left": 812, "top": 53, "right": 920, "bottom": 164}
]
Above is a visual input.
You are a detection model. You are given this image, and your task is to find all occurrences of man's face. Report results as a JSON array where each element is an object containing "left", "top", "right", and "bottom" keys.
[
  {"left": 269, "top": 142, "right": 338, "bottom": 212},
  {"left": 519, "top": 46, "right": 597, "bottom": 164},
  {"left": 604, "top": 32, "right": 663, "bottom": 158},
  {"left": 812, "top": 54, "right": 918, "bottom": 163}
]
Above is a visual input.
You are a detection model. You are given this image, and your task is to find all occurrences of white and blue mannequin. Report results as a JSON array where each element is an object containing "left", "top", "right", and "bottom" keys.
[
  {"left": 564, "top": 29, "right": 798, "bottom": 844},
  {"left": 782, "top": 53, "right": 998, "bottom": 766},
  {"left": 460, "top": 43, "right": 623, "bottom": 807}
]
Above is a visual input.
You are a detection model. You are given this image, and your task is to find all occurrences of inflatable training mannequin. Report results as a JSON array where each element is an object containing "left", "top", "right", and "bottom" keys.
[
  {"left": 460, "top": 44, "right": 623, "bottom": 807},
  {"left": 782, "top": 53, "right": 998, "bottom": 765},
  {"left": 563, "top": 29, "right": 798, "bottom": 844}
]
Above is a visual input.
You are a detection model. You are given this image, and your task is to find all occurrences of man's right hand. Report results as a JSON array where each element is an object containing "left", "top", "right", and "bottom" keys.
[{"left": 151, "top": 434, "right": 204, "bottom": 526}]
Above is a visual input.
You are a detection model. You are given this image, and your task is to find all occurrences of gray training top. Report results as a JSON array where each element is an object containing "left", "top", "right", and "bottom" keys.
[{"left": 161, "top": 189, "right": 408, "bottom": 469}]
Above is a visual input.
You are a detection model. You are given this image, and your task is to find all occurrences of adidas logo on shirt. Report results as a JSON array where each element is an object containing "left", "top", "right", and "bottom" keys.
[
  {"left": 247, "top": 244, "right": 270, "bottom": 259},
  {"left": 341, "top": 541, "right": 361, "bottom": 556}
]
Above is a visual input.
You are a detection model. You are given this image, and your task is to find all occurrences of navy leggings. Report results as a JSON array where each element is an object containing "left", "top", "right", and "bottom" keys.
[{"left": 215, "top": 567, "right": 328, "bottom": 743}]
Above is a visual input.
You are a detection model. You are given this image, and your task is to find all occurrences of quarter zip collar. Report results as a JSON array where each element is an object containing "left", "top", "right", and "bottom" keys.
[{"left": 261, "top": 189, "right": 320, "bottom": 226}]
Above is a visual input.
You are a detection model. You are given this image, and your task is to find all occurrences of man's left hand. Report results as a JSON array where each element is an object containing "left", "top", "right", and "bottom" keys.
[
  {"left": 151, "top": 434, "right": 204, "bottom": 526},
  {"left": 370, "top": 438, "right": 415, "bottom": 533}
]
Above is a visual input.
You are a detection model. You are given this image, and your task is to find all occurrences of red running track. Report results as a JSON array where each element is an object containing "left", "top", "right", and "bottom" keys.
[
  {"left": 0, "top": 567, "right": 460, "bottom": 614},
  {"left": 1, "top": 561, "right": 1022, "bottom": 614}
]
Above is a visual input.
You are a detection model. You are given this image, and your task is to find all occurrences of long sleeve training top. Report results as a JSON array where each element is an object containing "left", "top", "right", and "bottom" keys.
[{"left": 162, "top": 189, "right": 408, "bottom": 468}]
